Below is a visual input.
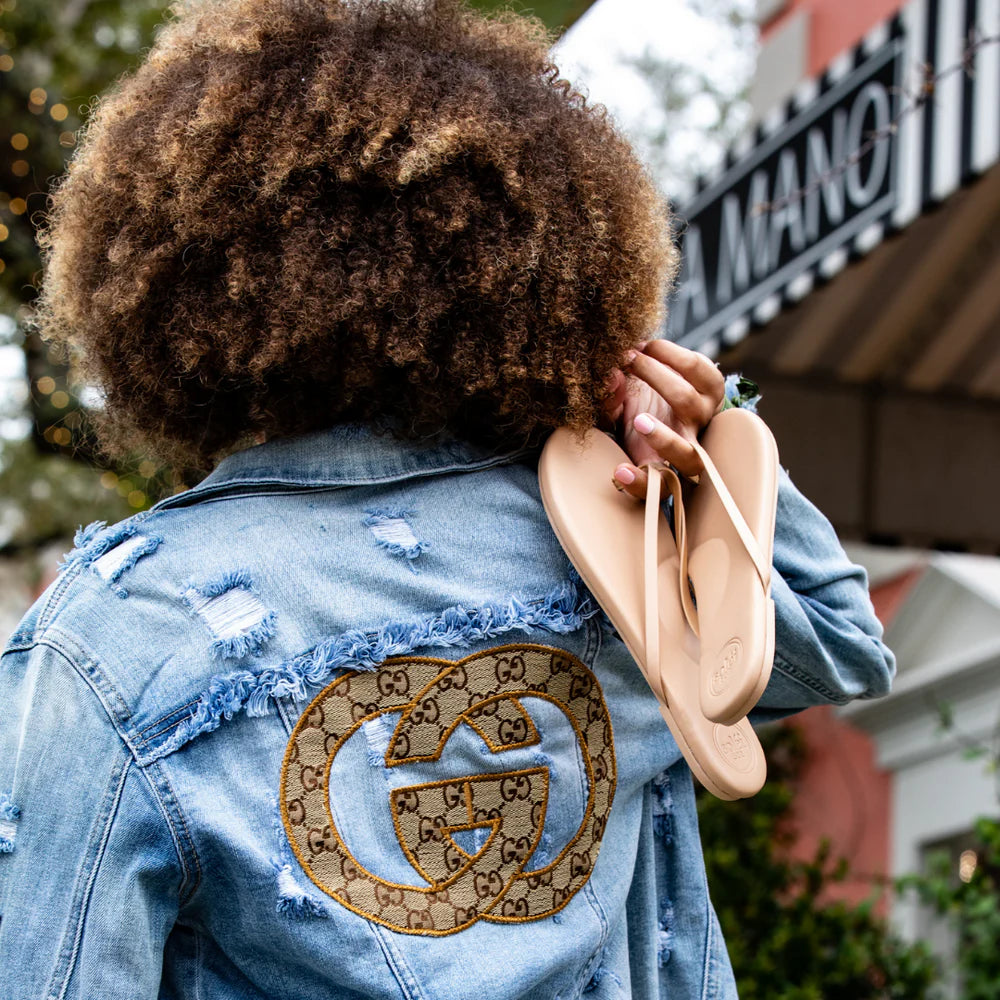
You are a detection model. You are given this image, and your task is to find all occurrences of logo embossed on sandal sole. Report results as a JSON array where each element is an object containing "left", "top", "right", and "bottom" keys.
[
  {"left": 712, "top": 723, "right": 755, "bottom": 773},
  {"left": 711, "top": 638, "right": 743, "bottom": 695}
]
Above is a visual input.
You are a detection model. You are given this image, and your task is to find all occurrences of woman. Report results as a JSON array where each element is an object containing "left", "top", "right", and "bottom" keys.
[{"left": 0, "top": 1, "right": 892, "bottom": 996}]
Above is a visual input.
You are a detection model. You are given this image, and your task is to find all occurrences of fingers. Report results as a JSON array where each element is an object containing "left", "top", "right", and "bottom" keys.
[
  {"left": 611, "top": 340, "right": 727, "bottom": 489},
  {"left": 627, "top": 341, "right": 724, "bottom": 421},
  {"left": 642, "top": 340, "right": 725, "bottom": 400},
  {"left": 612, "top": 462, "right": 648, "bottom": 501},
  {"left": 612, "top": 406, "right": 704, "bottom": 500},
  {"left": 632, "top": 412, "right": 702, "bottom": 477}
]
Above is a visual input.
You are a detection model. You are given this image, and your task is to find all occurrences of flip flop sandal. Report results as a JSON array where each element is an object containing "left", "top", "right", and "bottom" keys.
[
  {"left": 685, "top": 410, "right": 779, "bottom": 725},
  {"left": 539, "top": 424, "right": 767, "bottom": 800}
]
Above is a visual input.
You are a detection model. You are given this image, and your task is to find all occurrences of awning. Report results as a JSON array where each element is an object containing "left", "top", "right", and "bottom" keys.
[{"left": 665, "top": 0, "right": 1000, "bottom": 554}]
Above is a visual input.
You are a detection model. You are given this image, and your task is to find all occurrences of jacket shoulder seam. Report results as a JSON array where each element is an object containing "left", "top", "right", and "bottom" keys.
[
  {"left": 26, "top": 634, "right": 202, "bottom": 900},
  {"left": 45, "top": 753, "right": 132, "bottom": 1000}
]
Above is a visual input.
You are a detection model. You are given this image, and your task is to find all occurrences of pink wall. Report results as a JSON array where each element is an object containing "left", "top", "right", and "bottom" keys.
[
  {"left": 784, "top": 568, "right": 923, "bottom": 912},
  {"left": 786, "top": 705, "right": 892, "bottom": 912},
  {"left": 764, "top": 0, "right": 906, "bottom": 77}
]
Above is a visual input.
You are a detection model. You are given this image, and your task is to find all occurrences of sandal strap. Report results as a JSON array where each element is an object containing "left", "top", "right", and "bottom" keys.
[
  {"left": 643, "top": 464, "right": 665, "bottom": 703},
  {"left": 690, "top": 441, "right": 772, "bottom": 593},
  {"left": 642, "top": 439, "right": 771, "bottom": 670},
  {"left": 643, "top": 464, "right": 697, "bottom": 692}
]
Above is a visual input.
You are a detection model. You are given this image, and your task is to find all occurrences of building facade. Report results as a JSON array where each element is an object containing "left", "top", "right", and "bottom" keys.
[{"left": 668, "top": 0, "right": 1000, "bottom": 959}]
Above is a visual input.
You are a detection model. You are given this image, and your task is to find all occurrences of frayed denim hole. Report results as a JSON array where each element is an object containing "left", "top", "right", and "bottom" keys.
[
  {"left": 182, "top": 576, "right": 277, "bottom": 660},
  {"left": 73, "top": 520, "right": 107, "bottom": 549},
  {"left": 0, "top": 793, "right": 19, "bottom": 853},
  {"left": 185, "top": 588, "right": 266, "bottom": 637},
  {"left": 165, "top": 576, "right": 598, "bottom": 753},
  {"left": 91, "top": 534, "right": 163, "bottom": 598},
  {"left": 192, "top": 568, "right": 256, "bottom": 599},
  {"left": 583, "top": 961, "right": 623, "bottom": 993},
  {"left": 269, "top": 796, "right": 330, "bottom": 920},
  {"left": 651, "top": 769, "right": 673, "bottom": 845},
  {"left": 651, "top": 772, "right": 675, "bottom": 966},
  {"left": 363, "top": 507, "right": 429, "bottom": 572},
  {"left": 361, "top": 713, "right": 397, "bottom": 771},
  {"left": 59, "top": 512, "right": 154, "bottom": 573},
  {"left": 657, "top": 899, "right": 675, "bottom": 967},
  {"left": 0, "top": 824, "right": 17, "bottom": 852},
  {"left": 274, "top": 865, "right": 330, "bottom": 919}
]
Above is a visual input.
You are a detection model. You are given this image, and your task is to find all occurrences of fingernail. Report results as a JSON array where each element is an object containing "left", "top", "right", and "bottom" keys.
[
  {"left": 624, "top": 350, "right": 637, "bottom": 366},
  {"left": 614, "top": 465, "right": 635, "bottom": 485},
  {"left": 634, "top": 413, "right": 654, "bottom": 434}
]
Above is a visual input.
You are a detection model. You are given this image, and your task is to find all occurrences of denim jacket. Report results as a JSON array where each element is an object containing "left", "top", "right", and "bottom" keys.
[{"left": 0, "top": 422, "right": 893, "bottom": 1000}]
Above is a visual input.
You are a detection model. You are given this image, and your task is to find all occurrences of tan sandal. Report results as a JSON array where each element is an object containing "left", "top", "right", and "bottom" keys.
[
  {"left": 538, "top": 410, "right": 777, "bottom": 800},
  {"left": 686, "top": 410, "right": 779, "bottom": 725}
]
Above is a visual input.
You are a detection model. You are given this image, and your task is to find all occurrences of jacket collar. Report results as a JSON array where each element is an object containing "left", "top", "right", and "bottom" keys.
[{"left": 153, "top": 424, "right": 534, "bottom": 510}]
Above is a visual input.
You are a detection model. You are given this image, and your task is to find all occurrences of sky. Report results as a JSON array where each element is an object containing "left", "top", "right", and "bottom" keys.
[
  {"left": 555, "top": 0, "right": 726, "bottom": 108},
  {"left": 0, "top": 316, "right": 28, "bottom": 440},
  {"left": 553, "top": 0, "right": 757, "bottom": 198}
]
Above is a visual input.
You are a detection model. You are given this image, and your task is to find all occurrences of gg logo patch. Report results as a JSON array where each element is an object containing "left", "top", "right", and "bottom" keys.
[{"left": 280, "top": 643, "right": 616, "bottom": 935}]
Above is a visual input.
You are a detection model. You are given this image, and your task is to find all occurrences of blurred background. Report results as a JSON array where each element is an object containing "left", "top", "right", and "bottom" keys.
[{"left": 1, "top": 1, "right": 997, "bottom": 995}]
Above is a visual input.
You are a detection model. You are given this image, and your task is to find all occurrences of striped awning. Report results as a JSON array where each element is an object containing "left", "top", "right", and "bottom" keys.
[{"left": 667, "top": 0, "right": 1000, "bottom": 357}]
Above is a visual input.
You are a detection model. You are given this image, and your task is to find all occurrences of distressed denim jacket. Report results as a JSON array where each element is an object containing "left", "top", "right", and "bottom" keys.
[{"left": 0, "top": 422, "right": 893, "bottom": 1000}]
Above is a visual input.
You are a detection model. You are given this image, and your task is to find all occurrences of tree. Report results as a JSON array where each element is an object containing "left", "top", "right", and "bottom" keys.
[
  {"left": 896, "top": 710, "right": 1000, "bottom": 999},
  {"left": 470, "top": 0, "right": 596, "bottom": 31},
  {"left": 1, "top": 0, "right": 166, "bottom": 305},
  {"left": 0, "top": 1, "right": 169, "bottom": 555},
  {"left": 1, "top": 0, "right": 167, "bottom": 442}
]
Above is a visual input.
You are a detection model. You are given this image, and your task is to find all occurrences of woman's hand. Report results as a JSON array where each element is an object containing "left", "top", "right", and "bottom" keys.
[{"left": 602, "top": 340, "right": 725, "bottom": 500}]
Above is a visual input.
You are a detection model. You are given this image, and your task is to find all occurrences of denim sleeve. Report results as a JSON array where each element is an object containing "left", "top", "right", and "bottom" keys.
[
  {"left": 752, "top": 466, "right": 895, "bottom": 718},
  {"left": 0, "top": 641, "right": 180, "bottom": 999}
]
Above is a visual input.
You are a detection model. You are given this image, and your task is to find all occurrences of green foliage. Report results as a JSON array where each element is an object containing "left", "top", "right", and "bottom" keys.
[
  {"left": 0, "top": 0, "right": 168, "bottom": 528},
  {"left": 899, "top": 810, "right": 1000, "bottom": 998},
  {"left": 0, "top": 0, "right": 167, "bottom": 307},
  {"left": 700, "top": 726, "right": 940, "bottom": 999},
  {"left": 468, "top": 0, "right": 596, "bottom": 32}
]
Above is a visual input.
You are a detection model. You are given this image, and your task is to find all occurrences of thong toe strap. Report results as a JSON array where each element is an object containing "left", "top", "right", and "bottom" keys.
[
  {"left": 641, "top": 440, "right": 770, "bottom": 670},
  {"left": 642, "top": 464, "right": 695, "bottom": 689}
]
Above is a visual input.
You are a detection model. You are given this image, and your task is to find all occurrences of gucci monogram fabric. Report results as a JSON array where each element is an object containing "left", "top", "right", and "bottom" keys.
[{"left": 279, "top": 643, "right": 617, "bottom": 935}]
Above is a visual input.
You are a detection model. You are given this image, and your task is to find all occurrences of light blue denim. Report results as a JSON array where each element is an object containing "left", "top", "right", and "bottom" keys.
[{"left": 0, "top": 420, "right": 893, "bottom": 999}]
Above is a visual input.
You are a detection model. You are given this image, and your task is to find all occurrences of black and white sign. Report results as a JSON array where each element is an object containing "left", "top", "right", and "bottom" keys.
[
  {"left": 667, "top": 0, "right": 1000, "bottom": 355},
  {"left": 668, "top": 37, "right": 901, "bottom": 350}
]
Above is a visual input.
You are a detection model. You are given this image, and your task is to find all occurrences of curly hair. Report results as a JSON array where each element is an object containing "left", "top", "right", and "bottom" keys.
[{"left": 36, "top": 0, "right": 677, "bottom": 469}]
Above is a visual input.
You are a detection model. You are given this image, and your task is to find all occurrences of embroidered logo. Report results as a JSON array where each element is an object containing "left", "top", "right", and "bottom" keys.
[{"left": 280, "top": 643, "right": 616, "bottom": 935}]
